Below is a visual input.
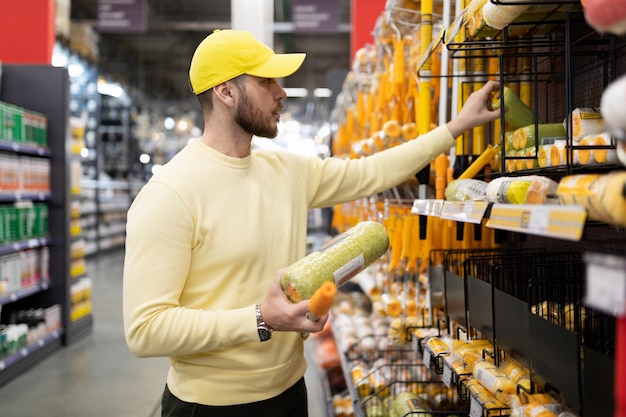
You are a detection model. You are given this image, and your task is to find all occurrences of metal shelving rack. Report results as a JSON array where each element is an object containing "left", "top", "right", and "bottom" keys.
[{"left": 329, "top": 1, "right": 626, "bottom": 416}]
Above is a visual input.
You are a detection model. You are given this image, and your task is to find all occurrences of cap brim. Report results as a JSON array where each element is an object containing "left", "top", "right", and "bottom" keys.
[{"left": 246, "top": 53, "right": 306, "bottom": 79}]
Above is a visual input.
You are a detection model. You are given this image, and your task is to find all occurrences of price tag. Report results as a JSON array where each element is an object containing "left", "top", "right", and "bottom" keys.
[
  {"left": 584, "top": 253, "right": 626, "bottom": 316},
  {"left": 411, "top": 333, "right": 420, "bottom": 352},
  {"left": 412, "top": 199, "right": 432, "bottom": 216},
  {"left": 463, "top": 202, "right": 474, "bottom": 217},
  {"left": 432, "top": 200, "right": 444, "bottom": 216},
  {"left": 422, "top": 347, "right": 432, "bottom": 369},
  {"left": 470, "top": 395, "right": 483, "bottom": 417},
  {"left": 442, "top": 362, "right": 453, "bottom": 387},
  {"left": 527, "top": 206, "right": 550, "bottom": 233}
]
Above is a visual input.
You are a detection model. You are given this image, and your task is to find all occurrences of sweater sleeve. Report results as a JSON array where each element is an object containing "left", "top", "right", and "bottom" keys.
[
  {"left": 123, "top": 181, "right": 259, "bottom": 358},
  {"left": 307, "top": 124, "right": 455, "bottom": 208}
]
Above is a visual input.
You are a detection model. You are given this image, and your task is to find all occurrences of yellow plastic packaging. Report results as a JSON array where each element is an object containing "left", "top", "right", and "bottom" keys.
[
  {"left": 486, "top": 175, "right": 559, "bottom": 205},
  {"left": 557, "top": 171, "right": 626, "bottom": 226},
  {"left": 473, "top": 360, "right": 517, "bottom": 403},
  {"left": 569, "top": 107, "right": 605, "bottom": 141}
]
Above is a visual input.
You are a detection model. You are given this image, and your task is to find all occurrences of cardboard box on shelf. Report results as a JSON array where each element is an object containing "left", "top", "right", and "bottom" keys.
[{"left": 69, "top": 23, "right": 100, "bottom": 63}]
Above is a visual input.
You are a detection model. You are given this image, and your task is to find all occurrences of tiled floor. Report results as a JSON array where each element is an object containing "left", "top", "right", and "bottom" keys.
[{"left": 0, "top": 249, "right": 330, "bottom": 417}]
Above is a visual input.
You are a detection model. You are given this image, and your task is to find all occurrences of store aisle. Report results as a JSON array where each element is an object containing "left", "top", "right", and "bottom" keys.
[
  {"left": 0, "top": 249, "right": 169, "bottom": 417},
  {"left": 0, "top": 249, "right": 330, "bottom": 417}
]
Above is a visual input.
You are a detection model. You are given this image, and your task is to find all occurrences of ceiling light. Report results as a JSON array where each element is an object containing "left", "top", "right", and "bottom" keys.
[
  {"left": 164, "top": 117, "right": 176, "bottom": 130},
  {"left": 284, "top": 88, "right": 308, "bottom": 98},
  {"left": 68, "top": 63, "right": 85, "bottom": 78},
  {"left": 176, "top": 119, "right": 189, "bottom": 132},
  {"left": 97, "top": 80, "right": 125, "bottom": 98},
  {"left": 313, "top": 88, "right": 332, "bottom": 98}
]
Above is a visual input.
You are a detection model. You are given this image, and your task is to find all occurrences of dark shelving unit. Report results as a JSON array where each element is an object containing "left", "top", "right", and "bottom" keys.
[{"left": 0, "top": 64, "right": 92, "bottom": 386}]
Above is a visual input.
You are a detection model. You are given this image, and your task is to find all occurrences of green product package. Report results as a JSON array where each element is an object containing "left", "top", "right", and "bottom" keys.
[{"left": 281, "top": 220, "right": 389, "bottom": 302}]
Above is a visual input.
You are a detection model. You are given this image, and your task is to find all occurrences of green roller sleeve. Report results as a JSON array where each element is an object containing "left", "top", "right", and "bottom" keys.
[
  {"left": 490, "top": 86, "right": 541, "bottom": 130},
  {"left": 391, "top": 392, "right": 432, "bottom": 417},
  {"left": 512, "top": 123, "right": 565, "bottom": 150},
  {"left": 365, "top": 403, "right": 389, "bottom": 417},
  {"left": 281, "top": 221, "right": 389, "bottom": 302}
]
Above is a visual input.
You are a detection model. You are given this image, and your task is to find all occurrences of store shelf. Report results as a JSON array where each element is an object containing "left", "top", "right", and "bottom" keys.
[
  {"left": 0, "top": 281, "right": 50, "bottom": 307},
  {"left": 80, "top": 178, "right": 133, "bottom": 254},
  {"left": 0, "top": 64, "right": 93, "bottom": 387},
  {"left": 412, "top": 199, "right": 587, "bottom": 241},
  {"left": 440, "top": 201, "right": 490, "bottom": 224},
  {"left": 334, "top": 327, "right": 365, "bottom": 417},
  {"left": 0, "top": 140, "right": 51, "bottom": 157},
  {"left": 0, "top": 329, "right": 63, "bottom": 386},
  {"left": 327, "top": 0, "right": 626, "bottom": 413},
  {"left": 0, "top": 237, "right": 50, "bottom": 256},
  {"left": 487, "top": 203, "right": 586, "bottom": 241},
  {"left": 0, "top": 193, "right": 50, "bottom": 202}
]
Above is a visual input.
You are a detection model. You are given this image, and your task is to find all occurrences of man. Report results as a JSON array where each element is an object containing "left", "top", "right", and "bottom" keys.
[{"left": 123, "top": 29, "right": 500, "bottom": 417}]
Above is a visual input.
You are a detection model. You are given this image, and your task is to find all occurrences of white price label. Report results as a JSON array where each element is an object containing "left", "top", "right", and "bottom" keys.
[
  {"left": 464, "top": 202, "right": 474, "bottom": 217},
  {"left": 432, "top": 200, "right": 444, "bottom": 216},
  {"left": 585, "top": 259, "right": 626, "bottom": 316},
  {"left": 442, "top": 362, "right": 453, "bottom": 387},
  {"left": 527, "top": 206, "right": 550, "bottom": 233},
  {"left": 412, "top": 199, "right": 428, "bottom": 215},
  {"left": 470, "top": 395, "right": 483, "bottom": 417},
  {"left": 422, "top": 347, "right": 432, "bottom": 368},
  {"left": 411, "top": 334, "right": 420, "bottom": 352}
]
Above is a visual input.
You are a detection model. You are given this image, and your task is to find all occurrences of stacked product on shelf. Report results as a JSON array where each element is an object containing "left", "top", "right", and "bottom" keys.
[
  {"left": 0, "top": 64, "right": 94, "bottom": 386},
  {"left": 59, "top": 41, "right": 143, "bottom": 257},
  {"left": 322, "top": 0, "right": 626, "bottom": 416},
  {"left": 0, "top": 95, "right": 62, "bottom": 384}
]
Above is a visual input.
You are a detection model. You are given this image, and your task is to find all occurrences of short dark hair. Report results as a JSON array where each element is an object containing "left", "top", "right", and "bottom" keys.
[
  {"left": 196, "top": 89, "right": 213, "bottom": 115},
  {"left": 195, "top": 74, "right": 247, "bottom": 116}
]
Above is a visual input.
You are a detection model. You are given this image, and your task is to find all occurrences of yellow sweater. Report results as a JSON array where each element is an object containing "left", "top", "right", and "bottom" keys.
[{"left": 123, "top": 125, "right": 455, "bottom": 405}]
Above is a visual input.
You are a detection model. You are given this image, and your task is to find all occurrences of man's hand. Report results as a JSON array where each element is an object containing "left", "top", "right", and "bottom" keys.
[
  {"left": 446, "top": 80, "right": 501, "bottom": 138},
  {"left": 260, "top": 269, "right": 328, "bottom": 334}
]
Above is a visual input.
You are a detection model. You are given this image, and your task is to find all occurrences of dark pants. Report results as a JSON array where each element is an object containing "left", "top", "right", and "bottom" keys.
[{"left": 161, "top": 377, "right": 309, "bottom": 417}]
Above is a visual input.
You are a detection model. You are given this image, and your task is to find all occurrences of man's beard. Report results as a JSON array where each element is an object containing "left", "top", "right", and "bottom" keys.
[{"left": 234, "top": 91, "right": 279, "bottom": 138}]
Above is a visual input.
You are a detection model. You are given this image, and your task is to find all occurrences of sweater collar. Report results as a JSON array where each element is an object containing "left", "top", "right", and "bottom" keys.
[{"left": 189, "top": 138, "right": 253, "bottom": 169}]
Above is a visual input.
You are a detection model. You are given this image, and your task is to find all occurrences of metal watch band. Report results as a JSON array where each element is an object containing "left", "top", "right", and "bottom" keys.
[{"left": 255, "top": 304, "right": 273, "bottom": 342}]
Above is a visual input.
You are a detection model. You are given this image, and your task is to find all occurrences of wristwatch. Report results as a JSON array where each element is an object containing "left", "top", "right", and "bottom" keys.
[{"left": 255, "top": 304, "right": 273, "bottom": 342}]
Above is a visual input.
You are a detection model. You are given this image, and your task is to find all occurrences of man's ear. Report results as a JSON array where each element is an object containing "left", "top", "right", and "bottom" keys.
[{"left": 212, "top": 82, "right": 236, "bottom": 108}]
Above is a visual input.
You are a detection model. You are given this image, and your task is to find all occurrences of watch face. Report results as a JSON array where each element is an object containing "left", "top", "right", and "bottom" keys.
[{"left": 258, "top": 328, "right": 272, "bottom": 342}]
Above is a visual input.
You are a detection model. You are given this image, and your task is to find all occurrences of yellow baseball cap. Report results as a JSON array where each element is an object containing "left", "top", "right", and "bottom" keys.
[{"left": 189, "top": 29, "right": 306, "bottom": 95}]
